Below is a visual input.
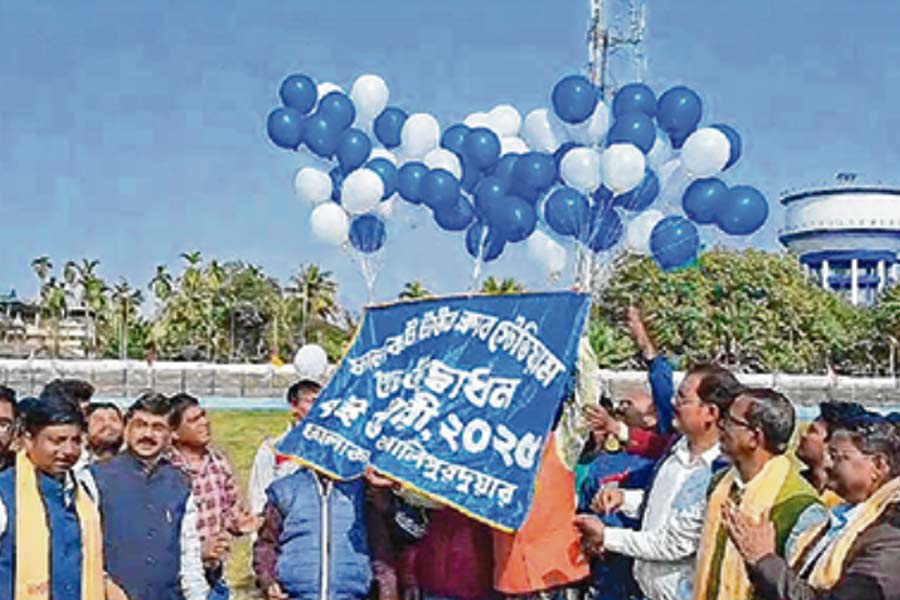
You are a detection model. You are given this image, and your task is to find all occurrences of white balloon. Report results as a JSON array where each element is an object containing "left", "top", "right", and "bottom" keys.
[
  {"left": 310, "top": 203, "right": 349, "bottom": 246},
  {"left": 647, "top": 134, "right": 673, "bottom": 171},
  {"left": 375, "top": 195, "right": 398, "bottom": 220},
  {"left": 293, "top": 344, "right": 328, "bottom": 379},
  {"left": 400, "top": 113, "right": 440, "bottom": 159},
  {"left": 568, "top": 101, "right": 610, "bottom": 146},
  {"left": 522, "top": 109, "right": 563, "bottom": 153},
  {"left": 423, "top": 148, "right": 462, "bottom": 178},
  {"left": 500, "top": 136, "right": 530, "bottom": 155},
  {"left": 341, "top": 169, "right": 384, "bottom": 214},
  {"left": 657, "top": 160, "right": 691, "bottom": 210},
  {"left": 316, "top": 82, "right": 343, "bottom": 101},
  {"left": 294, "top": 167, "right": 332, "bottom": 205},
  {"left": 527, "top": 231, "right": 567, "bottom": 275},
  {"left": 560, "top": 147, "right": 602, "bottom": 193},
  {"left": 350, "top": 74, "right": 389, "bottom": 121},
  {"left": 681, "top": 128, "right": 730, "bottom": 178},
  {"left": 488, "top": 104, "right": 522, "bottom": 137},
  {"left": 464, "top": 111, "right": 493, "bottom": 130},
  {"left": 626, "top": 209, "right": 664, "bottom": 254},
  {"left": 602, "top": 144, "right": 646, "bottom": 194},
  {"left": 368, "top": 148, "right": 398, "bottom": 166}
]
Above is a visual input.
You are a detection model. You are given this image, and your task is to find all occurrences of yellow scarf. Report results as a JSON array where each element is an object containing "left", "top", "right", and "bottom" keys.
[
  {"left": 788, "top": 477, "right": 900, "bottom": 590},
  {"left": 14, "top": 451, "right": 105, "bottom": 600},
  {"left": 693, "top": 455, "right": 792, "bottom": 600}
]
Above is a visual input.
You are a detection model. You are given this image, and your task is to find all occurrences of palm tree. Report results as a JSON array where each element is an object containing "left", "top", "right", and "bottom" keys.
[
  {"left": 149, "top": 265, "right": 174, "bottom": 301},
  {"left": 39, "top": 277, "right": 67, "bottom": 357},
  {"left": 111, "top": 279, "right": 144, "bottom": 361},
  {"left": 481, "top": 277, "right": 525, "bottom": 295},
  {"left": 31, "top": 256, "right": 53, "bottom": 285},
  {"left": 400, "top": 280, "right": 431, "bottom": 300},
  {"left": 291, "top": 264, "right": 338, "bottom": 344}
]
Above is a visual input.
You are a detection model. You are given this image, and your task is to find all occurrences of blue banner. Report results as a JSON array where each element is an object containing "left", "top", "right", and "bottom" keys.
[{"left": 277, "top": 291, "right": 591, "bottom": 531}]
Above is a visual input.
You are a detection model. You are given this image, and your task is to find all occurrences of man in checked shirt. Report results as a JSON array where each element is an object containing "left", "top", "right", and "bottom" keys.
[{"left": 168, "top": 393, "right": 261, "bottom": 596}]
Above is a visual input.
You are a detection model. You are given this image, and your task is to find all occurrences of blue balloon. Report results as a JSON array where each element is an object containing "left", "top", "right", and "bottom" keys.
[
  {"left": 585, "top": 208, "right": 624, "bottom": 252},
  {"left": 463, "top": 127, "right": 501, "bottom": 170},
  {"left": 511, "top": 152, "right": 557, "bottom": 198},
  {"left": 474, "top": 176, "right": 508, "bottom": 222},
  {"left": 491, "top": 154, "right": 520, "bottom": 188},
  {"left": 545, "top": 187, "right": 590, "bottom": 238},
  {"left": 365, "top": 158, "right": 398, "bottom": 199},
  {"left": 374, "top": 107, "right": 408, "bottom": 149},
  {"left": 466, "top": 221, "right": 505, "bottom": 262},
  {"left": 612, "top": 83, "right": 657, "bottom": 118},
  {"left": 329, "top": 167, "right": 343, "bottom": 203},
  {"left": 397, "top": 162, "right": 429, "bottom": 204},
  {"left": 614, "top": 170, "right": 659, "bottom": 212},
  {"left": 607, "top": 112, "right": 657, "bottom": 153},
  {"left": 318, "top": 92, "right": 355, "bottom": 130},
  {"left": 279, "top": 74, "right": 317, "bottom": 115},
  {"left": 650, "top": 216, "right": 700, "bottom": 271},
  {"left": 491, "top": 197, "right": 536, "bottom": 243},
  {"left": 460, "top": 156, "right": 482, "bottom": 193},
  {"left": 304, "top": 112, "right": 341, "bottom": 157},
  {"left": 716, "top": 186, "right": 768, "bottom": 235},
  {"left": 434, "top": 195, "right": 475, "bottom": 231},
  {"left": 592, "top": 186, "right": 614, "bottom": 210},
  {"left": 422, "top": 169, "right": 460, "bottom": 211},
  {"left": 657, "top": 86, "right": 702, "bottom": 149},
  {"left": 349, "top": 214, "right": 386, "bottom": 254},
  {"left": 552, "top": 75, "right": 598, "bottom": 124},
  {"left": 682, "top": 178, "right": 728, "bottom": 224},
  {"left": 337, "top": 128, "right": 372, "bottom": 173},
  {"left": 266, "top": 107, "right": 304, "bottom": 150},
  {"left": 712, "top": 124, "right": 742, "bottom": 170},
  {"left": 441, "top": 124, "right": 470, "bottom": 156}
]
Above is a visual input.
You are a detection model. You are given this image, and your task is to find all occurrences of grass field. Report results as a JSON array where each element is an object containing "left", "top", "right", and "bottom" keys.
[{"left": 210, "top": 409, "right": 287, "bottom": 600}]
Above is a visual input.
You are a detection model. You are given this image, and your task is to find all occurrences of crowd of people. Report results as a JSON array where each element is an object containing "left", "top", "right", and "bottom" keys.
[{"left": 1, "top": 307, "right": 899, "bottom": 600}]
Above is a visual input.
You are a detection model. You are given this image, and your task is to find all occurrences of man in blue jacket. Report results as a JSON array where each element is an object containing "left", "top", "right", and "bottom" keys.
[
  {"left": 92, "top": 392, "right": 209, "bottom": 600},
  {"left": 253, "top": 466, "right": 372, "bottom": 600}
]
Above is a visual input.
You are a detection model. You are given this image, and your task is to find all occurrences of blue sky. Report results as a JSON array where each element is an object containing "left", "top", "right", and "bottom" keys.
[{"left": 2, "top": 0, "right": 900, "bottom": 309}]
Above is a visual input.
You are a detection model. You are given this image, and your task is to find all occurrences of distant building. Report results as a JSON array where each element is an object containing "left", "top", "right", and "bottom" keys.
[
  {"left": 779, "top": 183, "right": 900, "bottom": 306},
  {"left": 0, "top": 289, "right": 94, "bottom": 358}
]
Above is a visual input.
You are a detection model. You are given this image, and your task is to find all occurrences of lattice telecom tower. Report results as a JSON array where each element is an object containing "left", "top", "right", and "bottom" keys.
[{"left": 588, "top": 0, "right": 648, "bottom": 101}]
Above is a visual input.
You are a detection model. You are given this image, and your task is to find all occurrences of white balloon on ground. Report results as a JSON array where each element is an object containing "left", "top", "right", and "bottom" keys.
[
  {"left": 488, "top": 104, "right": 522, "bottom": 137},
  {"left": 626, "top": 209, "right": 664, "bottom": 254},
  {"left": 560, "top": 147, "right": 602, "bottom": 193},
  {"left": 293, "top": 344, "right": 328, "bottom": 379},
  {"left": 349, "top": 74, "right": 389, "bottom": 121},
  {"left": 500, "top": 136, "right": 530, "bottom": 155},
  {"left": 527, "top": 230, "right": 567, "bottom": 275},
  {"left": 294, "top": 167, "right": 332, "bottom": 205},
  {"left": 369, "top": 147, "right": 398, "bottom": 165},
  {"left": 522, "top": 108, "right": 563, "bottom": 153},
  {"left": 316, "top": 82, "right": 343, "bottom": 101},
  {"left": 341, "top": 169, "right": 385, "bottom": 214},
  {"left": 310, "top": 203, "right": 349, "bottom": 245},
  {"left": 423, "top": 148, "right": 462, "bottom": 179},
  {"left": 601, "top": 144, "right": 646, "bottom": 194},
  {"left": 647, "top": 134, "right": 673, "bottom": 171},
  {"left": 400, "top": 113, "right": 440, "bottom": 159},
  {"left": 681, "top": 127, "right": 730, "bottom": 178},
  {"left": 568, "top": 101, "right": 610, "bottom": 145}
]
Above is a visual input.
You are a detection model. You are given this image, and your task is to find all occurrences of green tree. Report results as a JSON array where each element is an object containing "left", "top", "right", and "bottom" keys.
[
  {"left": 481, "top": 277, "right": 524, "bottom": 295},
  {"left": 399, "top": 281, "right": 431, "bottom": 300}
]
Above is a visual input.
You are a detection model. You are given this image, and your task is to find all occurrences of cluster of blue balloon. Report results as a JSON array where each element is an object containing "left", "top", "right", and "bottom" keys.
[{"left": 267, "top": 69, "right": 770, "bottom": 276}]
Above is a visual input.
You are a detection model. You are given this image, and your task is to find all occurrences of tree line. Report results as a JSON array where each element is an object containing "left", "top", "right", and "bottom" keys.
[{"left": 19, "top": 251, "right": 900, "bottom": 375}]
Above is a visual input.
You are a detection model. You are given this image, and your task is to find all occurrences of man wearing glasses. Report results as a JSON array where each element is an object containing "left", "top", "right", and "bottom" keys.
[
  {"left": 692, "top": 388, "right": 826, "bottom": 600},
  {"left": 724, "top": 414, "right": 900, "bottom": 600},
  {"left": 0, "top": 386, "right": 15, "bottom": 471}
]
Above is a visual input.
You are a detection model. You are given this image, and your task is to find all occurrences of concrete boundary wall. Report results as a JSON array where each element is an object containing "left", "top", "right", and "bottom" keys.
[{"left": 1, "top": 359, "right": 898, "bottom": 406}]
